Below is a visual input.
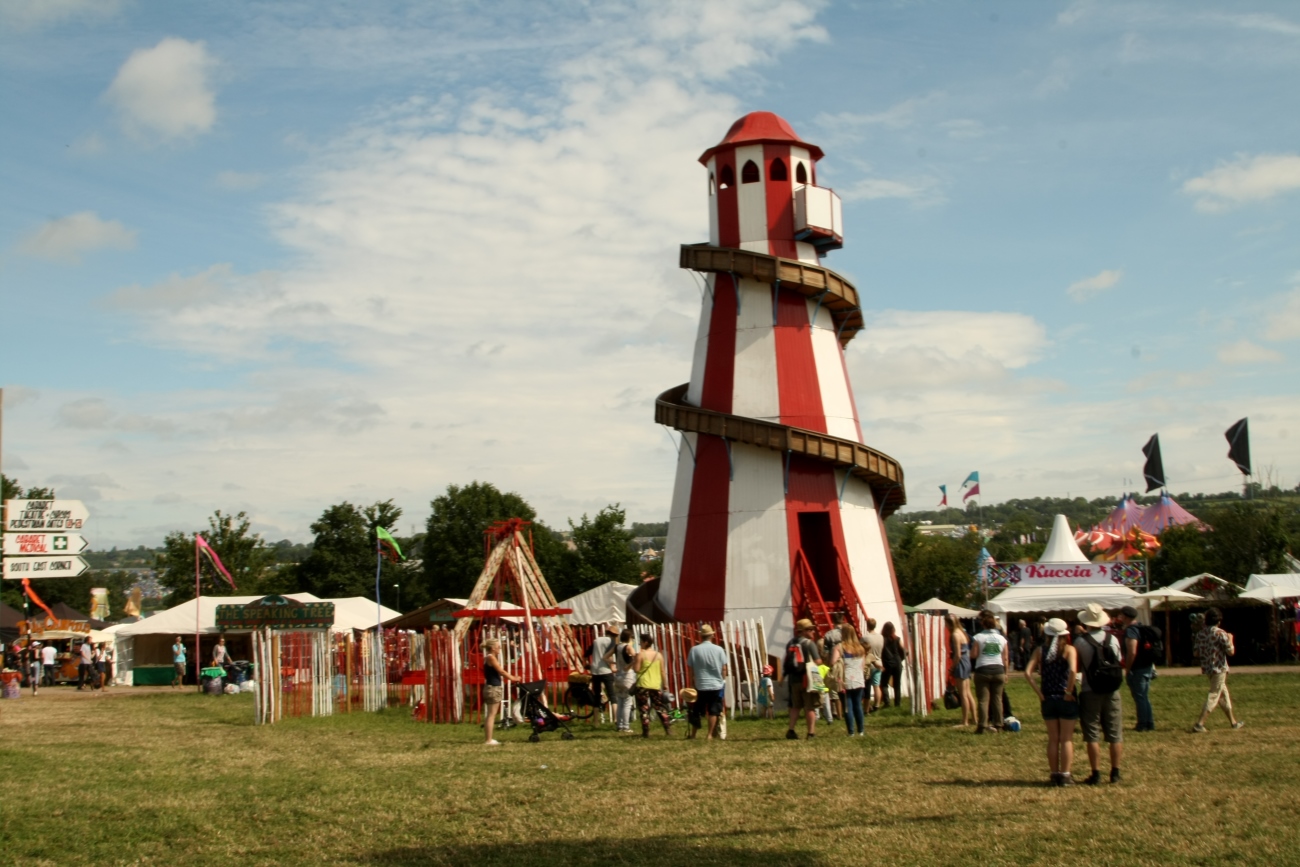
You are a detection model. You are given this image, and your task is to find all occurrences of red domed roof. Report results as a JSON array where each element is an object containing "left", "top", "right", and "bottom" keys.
[{"left": 699, "top": 111, "right": 824, "bottom": 165}]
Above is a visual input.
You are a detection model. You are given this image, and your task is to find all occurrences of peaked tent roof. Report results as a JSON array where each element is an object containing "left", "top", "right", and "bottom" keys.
[
  {"left": 559, "top": 581, "right": 636, "bottom": 626},
  {"left": 1245, "top": 573, "right": 1300, "bottom": 594},
  {"left": 1098, "top": 496, "right": 1145, "bottom": 534},
  {"left": 1137, "top": 494, "right": 1204, "bottom": 535},
  {"left": 1039, "top": 514, "right": 1090, "bottom": 564},
  {"left": 1168, "top": 573, "right": 1240, "bottom": 594},
  {"left": 911, "top": 597, "right": 982, "bottom": 619},
  {"left": 987, "top": 583, "right": 1140, "bottom": 615}
]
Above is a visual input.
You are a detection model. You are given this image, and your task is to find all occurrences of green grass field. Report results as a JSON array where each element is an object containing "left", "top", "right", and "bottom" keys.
[{"left": 1, "top": 672, "right": 1298, "bottom": 866}]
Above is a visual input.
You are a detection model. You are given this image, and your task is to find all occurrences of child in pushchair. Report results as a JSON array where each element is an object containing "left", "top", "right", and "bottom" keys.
[{"left": 519, "top": 680, "right": 575, "bottom": 742}]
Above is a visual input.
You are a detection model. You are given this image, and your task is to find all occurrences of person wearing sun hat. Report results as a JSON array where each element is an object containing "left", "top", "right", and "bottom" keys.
[
  {"left": 1024, "top": 618, "right": 1079, "bottom": 786},
  {"left": 686, "top": 624, "right": 729, "bottom": 740},
  {"left": 1073, "top": 603, "right": 1125, "bottom": 785}
]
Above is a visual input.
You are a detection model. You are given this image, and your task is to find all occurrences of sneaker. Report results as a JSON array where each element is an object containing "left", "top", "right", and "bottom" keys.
[
  {"left": 1083, "top": 770, "right": 1101, "bottom": 786},
  {"left": 1191, "top": 723, "right": 1207, "bottom": 733},
  {"left": 1059, "top": 773, "right": 1075, "bottom": 787},
  {"left": 806, "top": 732, "right": 816, "bottom": 739},
  {"left": 1232, "top": 721, "right": 1245, "bottom": 729},
  {"left": 1049, "top": 773, "right": 1062, "bottom": 787},
  {"left": 785, "top": 729, "right": 799, "bottom": 740},
  {"left": 485, "top": 739, "right": 501, "bottom": 746},
  {"left": 1110, "top": 768, "right": 1122, "bottom": 784}
]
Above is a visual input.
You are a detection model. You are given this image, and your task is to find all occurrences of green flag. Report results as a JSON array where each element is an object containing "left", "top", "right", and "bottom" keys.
[{"left": 375, "top": 526, "right": 405, "bottom": 562}]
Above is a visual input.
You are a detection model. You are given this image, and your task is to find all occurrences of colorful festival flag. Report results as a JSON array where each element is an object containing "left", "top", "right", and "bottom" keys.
[
  {"left": 960, "top": 471, "right": 979, "bottom": 489},
  {"left": 938, "top": 484, "right": 948, "bottom": 507},
  {"left": 963, "top": 482, "right": 981, "bottom": 502},
  {"left": 376, "top": 526, "right": 405, "bottom": 562},
  {"left": 196, "top": 534, "right": 237, "bottom": 590}
]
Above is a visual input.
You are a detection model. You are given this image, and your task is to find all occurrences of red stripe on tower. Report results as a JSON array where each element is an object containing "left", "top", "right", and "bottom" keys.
[
  {"left": 763, "top": 143, "right": 797, "bottom": 259},
  {"left": 673, "top": 435, "right": 731, "bottom": 621},
  {"left": 774, "top": 290, "right": 826, "bottom": 433}
]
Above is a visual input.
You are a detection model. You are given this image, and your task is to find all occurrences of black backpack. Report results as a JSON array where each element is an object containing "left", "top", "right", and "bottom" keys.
[
  {"left": 1133, "top": 624, "right": 1163, "bottom": 668},
  {"left": 1084, "top": 634, "right": 1124, "bottom": 694},
  {"left": 783, "top": 638, "right": 808, "bottom": 679}
]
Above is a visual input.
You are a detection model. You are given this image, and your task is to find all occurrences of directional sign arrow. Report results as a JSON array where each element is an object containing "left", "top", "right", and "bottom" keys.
[
  {"left": 3, "top": 499, "right": 90, "bottom": 532},
  {"left": 3, "top": 533, "right": 90, "bottom": 557},
  {"left": 3, "top": 555, "right": 90, "bottom": 579}
]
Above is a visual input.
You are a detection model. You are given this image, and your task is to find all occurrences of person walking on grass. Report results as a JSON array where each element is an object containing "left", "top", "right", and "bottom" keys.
[
  {"left": 880, "top": 622, "right": 906, "bottom": 708},
  {"left": 971, "top": 611, "right": 1010, "bottom": 733},
  {"left": 947, "top": 614, "right": 975, "bottom": 728},
  {"left": 1114, "top": 605, "right": 1157, "bottom": 732},
  {"left": 785, "top": 619, "right": 822, "bottom": 740},
  {"left": 171, "top": 636, "right": 186, "bottom": 688},
  {"left": 686, "top": 624, "right": 729, "bottom": 740},
  {"left": 28, "top": 642, "right": 42, "bottom": 696},
  {"left": 1192, "top": 608, "right": 1245, "bottom": 733},
  {"left": 863, "top": 618, "right": 885, "bottom": 712},
  {"left": 1074, "top": 603, "right": 1125, "bottom": 785},
  {"left": 837, "top": 625, "right": 868, "bottom": 736},
  {"left": 481, "top": 638, "right": 518, "bottom": 745},
  {"left": 77, "top": 637, "right": 94, "bottom": 691},
  {"left": 1025, "top": 618, "right": 1079, "bottom": 786},
  {"left": 633, "top": 633, "right": 673, "bottom": 738}
]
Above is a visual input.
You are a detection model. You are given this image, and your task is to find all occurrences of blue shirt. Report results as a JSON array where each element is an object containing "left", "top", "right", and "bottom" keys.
[{"left": 687, "top": 640, "right": 728, "bottom": 691}]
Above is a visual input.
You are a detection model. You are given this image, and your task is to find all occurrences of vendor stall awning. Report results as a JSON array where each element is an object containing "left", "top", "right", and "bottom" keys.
[{"left": 987, "top": 583, "right": 1140, "bottom": 615}]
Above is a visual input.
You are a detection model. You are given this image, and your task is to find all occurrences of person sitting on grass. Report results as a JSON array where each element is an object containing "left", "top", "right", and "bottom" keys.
[
  {"left": 1024, "top": 618, "right": 1079, "bottom": 786},
  {"left": 481, "top": 638, "right": 518, "bottom": 746}
]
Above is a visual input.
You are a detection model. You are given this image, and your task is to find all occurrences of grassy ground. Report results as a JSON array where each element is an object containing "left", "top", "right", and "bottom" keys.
[{"left": 1, "top": 672, "right": 1298, "bottom": 867}]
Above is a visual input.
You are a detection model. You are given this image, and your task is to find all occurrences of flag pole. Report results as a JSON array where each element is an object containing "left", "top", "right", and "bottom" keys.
[{"left": 194, "top": 535, "right": 201, "bottom": 693}]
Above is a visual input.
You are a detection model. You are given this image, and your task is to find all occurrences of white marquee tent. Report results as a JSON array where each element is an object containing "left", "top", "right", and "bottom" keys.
[
  {"left": 910, "top": 597, "right": 981, "bottom": 619},
  {"left": 559, "top": 581, "right": 636, "bottom": 626},
  {"left": 987, "top": 514, "right": 1142, "bottom": 619}
]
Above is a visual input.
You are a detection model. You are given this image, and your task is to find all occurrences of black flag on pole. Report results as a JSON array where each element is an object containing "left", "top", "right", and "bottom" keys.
[
  {"left": 1142, "top": 434, "right": 1166, "bottom": 492},
  {"left": 1225, "top": 418, "right": 1251, "bottom": 476}
]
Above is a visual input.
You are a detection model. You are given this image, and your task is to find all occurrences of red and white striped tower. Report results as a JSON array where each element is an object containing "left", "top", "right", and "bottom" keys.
[{"left": 636, "top": 112, "right": 908, "bottom": 656}]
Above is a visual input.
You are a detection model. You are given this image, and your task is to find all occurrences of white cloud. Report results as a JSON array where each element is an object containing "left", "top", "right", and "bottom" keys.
[
  {"left": 1263, "top": 286, "right": 1300, "bottom": 341},
  {"left": 0, "top": 0, "right": 121, "bottom": 30},
  {"left": 938, "top": 119, "right": 989, "bottom": 140},
  {"left": 849, "top": 310, "right": 1049, "bottom": 391},
  {"left": 105, "top": 37, "right": 217, "bottom": 142},
  {"left": 17, "top": 212, "right": 136, "bottom": 262},
  {"left": 1183, "top": 153, "right": 1300, "bottom": 212},
  {"left": 838, "top": 175, "right": 943, "bottom": 204},
  {"left": 1216, "top": 340, "right": 1284, "bottom": 365},
  {"left": 1066, "top": 268, "right": 1123, "bottom": 301},
  {"left": 215, "top": 171, "right": 266, "bottom": 191}
]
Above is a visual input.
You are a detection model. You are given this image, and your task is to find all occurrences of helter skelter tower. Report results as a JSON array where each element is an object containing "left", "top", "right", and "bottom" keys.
[{"left": 631, "top": 112, "right": 908, "bottom": 654}]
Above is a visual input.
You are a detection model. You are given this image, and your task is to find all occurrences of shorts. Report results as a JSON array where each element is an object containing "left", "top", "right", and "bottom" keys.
[
  {"left": 788, "top": 679, "right": 820, "bottom": 713},
  {"left": 1079, "top": 690, "right": 1123, "bottom": 744},
  {"left": 869, "top": 669, "right": 882, "bottom": 687},
  {"left": 694, "top": 688, "right": 724, "bottom": 717},
  {"left": 1040, "top": 696, "right": 1080, "bottom": 721},
  {"left": 482, "top": 685, "right": 504, "bottom": 706}
]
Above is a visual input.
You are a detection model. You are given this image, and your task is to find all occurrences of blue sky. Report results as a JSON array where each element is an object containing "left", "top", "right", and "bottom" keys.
[{"left": 2, "top": 0, "right": 1298, "bottom": 547}]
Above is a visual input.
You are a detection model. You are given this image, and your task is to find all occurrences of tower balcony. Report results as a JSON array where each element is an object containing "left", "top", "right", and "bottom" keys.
[{"left": 793, "top": 185, "right": 843, "bottom": 251}]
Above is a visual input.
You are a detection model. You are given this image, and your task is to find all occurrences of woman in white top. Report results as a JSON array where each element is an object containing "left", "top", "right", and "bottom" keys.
[
  {"left": 970, "top": 610, "right": 1010, "bottom": 733},
  {"left": 834, "top": 625, "right": 870, "bottom": 736},
  {"left": 610, "top": 629, "right": 638, "bottom": 733}
]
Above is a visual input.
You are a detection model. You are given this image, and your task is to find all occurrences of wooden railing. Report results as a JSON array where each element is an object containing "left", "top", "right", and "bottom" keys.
[{"left": 655, "top": 384, "right": 907, "bottom": 516}]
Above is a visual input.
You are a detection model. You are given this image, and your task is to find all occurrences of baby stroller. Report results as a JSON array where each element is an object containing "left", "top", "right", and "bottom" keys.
[
  {"left": 561, "top": 672, "right": 602, "bottom": 720},
  {"left": 519, "top": 680, "right": 575, "bottom": 742}
]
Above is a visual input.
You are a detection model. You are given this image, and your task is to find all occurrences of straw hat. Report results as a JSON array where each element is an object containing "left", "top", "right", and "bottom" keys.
[
  {"left": 699, "top": 624, "right": 715, "bottom": 637},
  {"left": 678, "top": 687, "right": 698, "bottom": 703},
  {"left": 1077, "top": 602, "right": 1110, "bottom": 629},
  {"left": 1043, "top": 618, "right": 1069, "bottom": 638},
  {"left": 795, "top": 618, "right": 815, "bottom": 632}
]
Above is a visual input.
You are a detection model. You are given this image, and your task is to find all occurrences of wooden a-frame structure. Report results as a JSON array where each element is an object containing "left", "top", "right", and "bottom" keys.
[{"left": 452, "top": 519, "right": 584, "bottom": 681}]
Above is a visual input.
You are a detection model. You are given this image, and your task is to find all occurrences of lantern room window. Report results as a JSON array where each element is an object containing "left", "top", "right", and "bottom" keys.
[
  {"left": 719, "top": 165, "right": 734, "bottom": 189},
  {"left": 741, "top": 160, "right": 760, "bottom": 184},
  {"left": 795, "top": 162, "right": 808, "bottom": 184},
  {"left": 770, "top": 158, "right": 788, "bottom": 181}
]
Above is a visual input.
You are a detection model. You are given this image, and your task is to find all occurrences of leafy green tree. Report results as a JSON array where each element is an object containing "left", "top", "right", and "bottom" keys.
[
  {"left": 888, "top": 523, "right": 981, "bottom": 606},
  {"left": 422, "top": 482, "right": 579, "bottom": 601},
  {"left": 294, "top": 500, "right": 419, "bottom": 610},
  {"left": 1, "top": 474, "right": 56, "bottom": 500},
  {"left": 560, "top": 505, "right": 640, "bottom": 597},
  {"left": 155, "top": 510, "right": 278, "bottom": 601},
  {"left": 1149, "top": 523, "right": 1213, "bottom": 587}
]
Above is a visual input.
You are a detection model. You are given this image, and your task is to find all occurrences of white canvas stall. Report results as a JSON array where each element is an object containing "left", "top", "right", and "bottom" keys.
[
  {"left": 1245, "top": 574, "right": 1300, "bottom": 596},
  {"left": 912, "top": 597, "right": 982, "bottom": 619},
  {"left": 987, "top": 584, "right": 1141, "bottom": 617},
  {"left": 559, "top": 581, "right": 635, "bottom": 626}
]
